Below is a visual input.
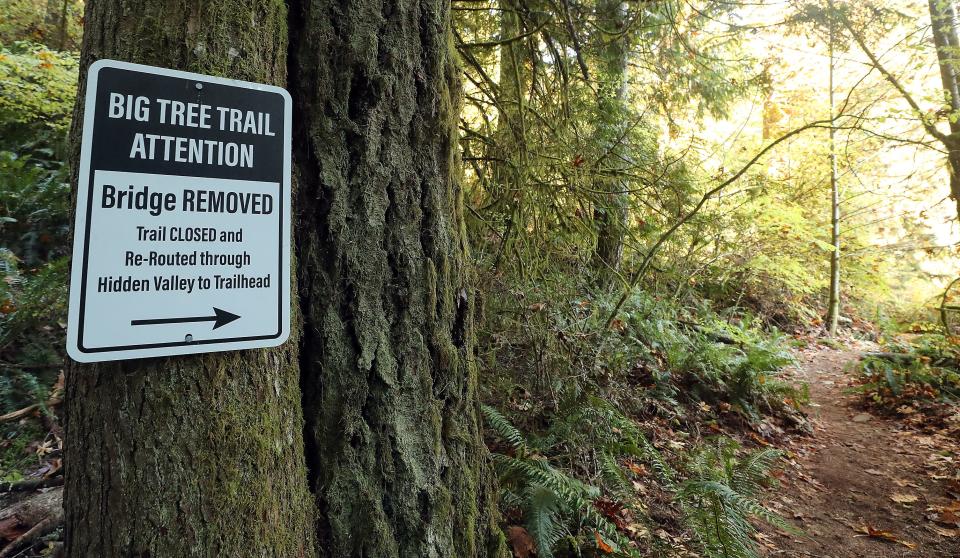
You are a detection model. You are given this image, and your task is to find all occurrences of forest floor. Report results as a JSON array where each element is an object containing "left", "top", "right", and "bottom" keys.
[{"left": 761, "top": 344, "right": 960, "bottom": 558}]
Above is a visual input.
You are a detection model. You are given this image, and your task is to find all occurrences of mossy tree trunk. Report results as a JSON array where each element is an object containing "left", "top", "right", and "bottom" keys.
[
  {"left": 491, "top": 0, "right": 528, "bottom": 267},
  {"left": 591, "top": 0, "right": 630, "bottom": 279},
  {"left": 64, "top": 2, "right": 316, "bottom": 557},
  {"left": 65, "top": 0, "right": 501, "bottom": 555},
  {"left": 288, "top": 0, "right": 504, "bottom": 554}
]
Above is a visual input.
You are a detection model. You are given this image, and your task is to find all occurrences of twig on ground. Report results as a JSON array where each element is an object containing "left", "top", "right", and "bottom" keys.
[
  {"left": 0, "top": 513, "right": 63, "bottom": 558},
  {"left": 0, "top": 397, "right": 63, "bottom": 423},
  {"left": 0, "top": 476, "right": 63, "bottom": 494}
]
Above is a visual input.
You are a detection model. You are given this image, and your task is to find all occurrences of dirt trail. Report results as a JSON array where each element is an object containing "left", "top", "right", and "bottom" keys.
[{"left": 762, "top": 346, "right": 960, "bottom": 558}]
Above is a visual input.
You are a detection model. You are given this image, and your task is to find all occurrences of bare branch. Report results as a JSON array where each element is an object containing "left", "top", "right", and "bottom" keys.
[{"left": 603, "top": 118, "right": 837, "bottom": 329}]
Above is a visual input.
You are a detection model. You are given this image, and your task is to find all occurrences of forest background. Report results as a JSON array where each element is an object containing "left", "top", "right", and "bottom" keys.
[{"left": 1, "top": 0, "right": 959, "bottom": 557}]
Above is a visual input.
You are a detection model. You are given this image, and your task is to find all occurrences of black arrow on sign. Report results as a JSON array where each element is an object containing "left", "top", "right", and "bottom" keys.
[{"left": 131, "top": 307, "right": 241, "bottom": 330}]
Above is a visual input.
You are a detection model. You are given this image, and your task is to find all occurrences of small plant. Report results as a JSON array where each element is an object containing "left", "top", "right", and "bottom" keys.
[
  {"left": 484, "top": 399, "right": 791, "bottom": 558},
  {"left": 483, "top": 405, "right": 636, "bottom": 557},
  {"left": 0, "top": 421, "right": 45, "bottom": 482},
  {"left": 855, "top": 334, "right": 960, "bottom": 412},
  {"left": 676, "top": 439, "right": 792, "bottom": 558}
]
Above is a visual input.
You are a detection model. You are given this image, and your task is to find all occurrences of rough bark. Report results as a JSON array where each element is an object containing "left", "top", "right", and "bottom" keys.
[
  {"left": 64, "top": 2, "right": 316, "bottom": 557},
  {"left": 288, "top": 0, "right": 504, "bottom": 554}
]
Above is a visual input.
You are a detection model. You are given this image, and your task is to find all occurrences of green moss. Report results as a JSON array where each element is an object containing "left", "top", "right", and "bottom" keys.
[
  {"left": 290, "top": 0, "right": 502, "bottom": 552},
  {"left": 65, "top": 1, "right": 316, "bottom": 556}
]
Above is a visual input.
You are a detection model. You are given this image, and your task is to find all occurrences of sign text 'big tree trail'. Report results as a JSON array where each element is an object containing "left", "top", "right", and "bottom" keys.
[{"left": 67, "top": 60, "right": 291, "bottom": 362}]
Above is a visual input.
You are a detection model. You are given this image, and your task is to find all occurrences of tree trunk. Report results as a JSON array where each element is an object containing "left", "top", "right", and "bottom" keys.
[
  {"left": 826, "top": 0, "right": 841, "bottom": 335},
  {"left": 928, "top": 0, "right": 960, "bottom": 217},
  {"left": 64, "top": 2, "right": 316, "bottom": 557},
  {"left": 288, "top": 0, "right": 505, "bottom": 555},
  {"left": 490, "top": 0, "right": 528, "bottom": 268},
  {"left": 57, "top": 0, "right": 69, "bottom": 51},
  {"left": 591, "top": 0, "right": 630, "bottom": 278}
]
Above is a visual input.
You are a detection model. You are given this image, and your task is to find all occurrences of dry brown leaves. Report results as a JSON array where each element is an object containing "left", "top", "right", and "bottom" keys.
[
  {"left": 928, "top": 501, "right": 960, "bottom": 528},
  {"left": 890, "top": 493, "right": 919, "bottom": 504},
  {"left": 506, "top": 525, "right": 535, "bottom": 558},
  {"left": 855, "top": 524, "right": 918, "bottom": 549}
]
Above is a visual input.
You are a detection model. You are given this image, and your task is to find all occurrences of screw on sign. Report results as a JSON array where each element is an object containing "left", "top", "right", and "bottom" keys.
[{"left": 66, "top": 60, "right": 292, "bottom": 362}]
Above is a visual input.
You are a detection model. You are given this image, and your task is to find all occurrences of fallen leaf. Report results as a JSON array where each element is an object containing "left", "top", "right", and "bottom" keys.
[
  {"left": 856, "top": 525, "right": 917, "bottom": 549},
  {"left": 625, "top": 521, "right": 648, "bottom": 537},
  {"left": 507, "top": 526, "right": 535, "bottom": 558},
  {"left": 891, "top": 493, "right": 918, "bottom": 504},
  {"left": 930, "top": 525, "right": 959, "bottom": 537},
  {"left": 852, "top": 413, "right": 873, "bottom": 423},
  {"left": 933, "top": 509, "right": 960, "bottom": 527},
  {"left": 594, "top": 531, "right": 614, "bottom": 554},
  {"left": 753, "top": 531, "right": 777, "bottom": 549},
  {"left": 594, "top": 498, "right": 627, "bottom": 530},
  {"left": 35, "top": 439, "right": 55, "bottom": 457},
  {"left": 865, "top": 469, "right": 884, "bottom": 476}
]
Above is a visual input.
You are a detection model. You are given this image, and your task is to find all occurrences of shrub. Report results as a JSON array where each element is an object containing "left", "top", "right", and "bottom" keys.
[{"left": 855, "top": 332, "right": 960, "bottom": 412}]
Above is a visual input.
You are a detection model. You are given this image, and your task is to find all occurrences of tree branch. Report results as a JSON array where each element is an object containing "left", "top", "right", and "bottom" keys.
[
  {"left": 603, "top": 118, "right": 837, "bottom": 329},
  {"left": 842, "top": 15, "right": 951, "bottom": 144}
]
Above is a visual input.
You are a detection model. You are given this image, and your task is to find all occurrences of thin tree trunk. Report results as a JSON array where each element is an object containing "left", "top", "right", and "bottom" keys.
[
  {"left": 491, "top": 0, "right": 528, "bottom": 268},
  {"left": 592, "top": 0, "right": 629, "bottom": 278},
  {"left": 928, "top": 0, "right": 960, "bottom": 217},
  {"left": 826, "top": 0, "right": 841, "bottom": 335},
  {"left": 64, "top": 2, "right": 316, "bottom": 557},
  {"left": 57, "top": 0, "right": 69, "bottom": 51},
  {"left": 288, "top": 0, "right": 505, "bottom": 555}
]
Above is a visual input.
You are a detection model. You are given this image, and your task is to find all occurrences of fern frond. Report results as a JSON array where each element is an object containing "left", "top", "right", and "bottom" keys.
[
  {"left": 730, "top": 448, "right": 780, "bottom": 497},
  {"left": 493, "top": 454, "right": 598, "bottom": 504},
  {"left": 523, "top": 484, "right": 563, "bottom": 558},
  {"left": 482, "top": 404, "right": 529, "bottom": 456},
  {"left": 681, "top": 480, "right": 788, "bottom": 531},
  {"left": 599, "top": 452, "right": 632, "bottom": 496},
  {"left": 636, "top": 436, "right": 677, "bottom": 486}
]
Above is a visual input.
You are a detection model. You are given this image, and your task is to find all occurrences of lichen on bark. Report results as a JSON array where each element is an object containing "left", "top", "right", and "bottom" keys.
[
  {"left": 64, "top": 1, "right": 316, "bottom": 557},
  {"left": 65, "top": 0, "right": 504, "bottom": 555},
  {"left": 288, "top": 0, "right": 504, "bottom": 554}
]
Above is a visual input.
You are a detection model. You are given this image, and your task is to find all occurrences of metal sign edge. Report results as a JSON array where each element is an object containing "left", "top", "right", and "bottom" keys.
[{"left": 65, "top": 59, "right": 292, "bottom": 363}]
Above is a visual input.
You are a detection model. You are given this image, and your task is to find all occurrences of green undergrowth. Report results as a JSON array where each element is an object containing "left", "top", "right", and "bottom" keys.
[
  {"left": 853, "top": 330, "right": 960, "bottom": 415},
  {"left": 0, "top": 42, "right": 74, "bottom": 416},
  {"left": 483, "top": 400, "right": 793, "bottom": 558},
  {"left": 478, "top": 274, "right": 806, "bottom": 425},
  {"left": 478, "top": 273, "right": 807, "bottom": 557},
  {"left": 0, "top": 420, "right": 44, "bottom": 482}
]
